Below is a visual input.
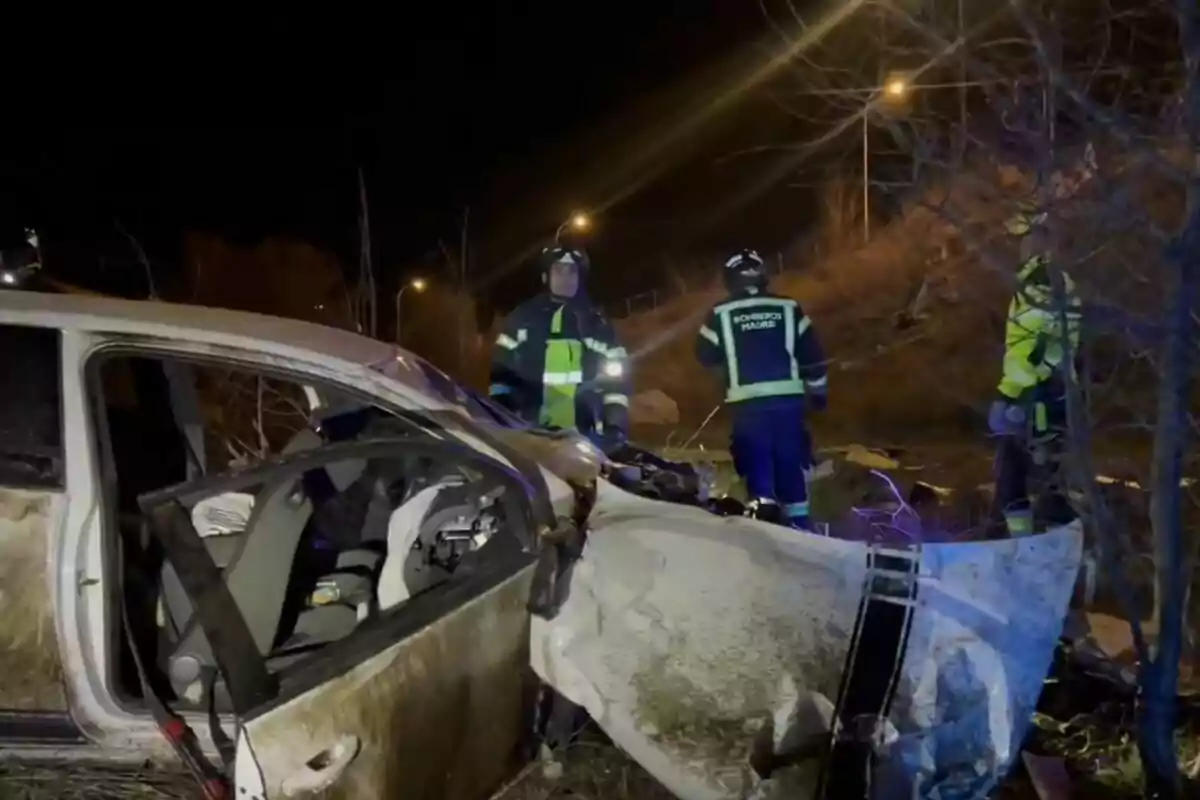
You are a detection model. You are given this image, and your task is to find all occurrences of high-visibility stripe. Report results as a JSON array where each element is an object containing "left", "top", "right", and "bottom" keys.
[
  {"left": 726, "top": 378, "right": 806, "bottom": 403},
  {"left": 543, "top": 370, "right": 583, "bottom": 385},
  {"left": 582, "top": 339, "right": 630, "bottom": 362},
  {"left": 1005, "top": 510, "right": 1034, "bottom": 536},
  {"left": 602, "top": 393, "right": 629, "bottom": 407},
  {"left": 783, "top": 302, "right": 799, "bottom": 381},
  {"left": 784, "top": 501, "right": 810, "bottom": 517},
  {"left": 699, "top": 325, "right": 719, "bottom": 345},
  {"left": 713, "top": 296, "right": 796, "bottom": 315},
  {"left": 1034, "top": 401, "right": 1048, "bottom": 433},
  {"left": 550, "top": 306, "right": 564, "bottom": 335},
  {"left": 718, "top": 307, "right": 739, "bottom": 389},
  {"left": 1017, "top": 255, "right": 1048, "bottom": 281},
  {"left": 796, "top": 314, "right": 811, "bottom": 338}
]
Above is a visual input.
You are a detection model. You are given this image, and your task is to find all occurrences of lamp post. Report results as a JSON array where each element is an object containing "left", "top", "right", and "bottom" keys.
[
  {"left": 555, "top": 212, "right": 591, "bottom": 244},
  {"left": 863, "top": 75, "right": 910, "bottom": 242},
  {"left": 394, "top": 277, "right": 427, "bottom": 342}
]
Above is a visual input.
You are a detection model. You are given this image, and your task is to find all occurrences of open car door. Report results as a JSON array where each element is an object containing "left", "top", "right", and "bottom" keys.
[{"left": 130, "top": 436, "right": 560, "bottom": 800}]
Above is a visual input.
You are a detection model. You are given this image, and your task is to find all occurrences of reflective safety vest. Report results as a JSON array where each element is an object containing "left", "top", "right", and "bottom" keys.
[
  {"left": 695, "top": 291, "right": 827, "bottom": 404},
  {"left": 489, "top": 295, "right": 630, "bottom": 432},
  {"left": 998, "top": 257, "right": 1082, "bottom": 403}
]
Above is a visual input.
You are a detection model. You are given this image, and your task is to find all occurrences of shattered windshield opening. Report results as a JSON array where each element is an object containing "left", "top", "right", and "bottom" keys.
[
  {"left": 367, "top": 350, "right": 525, "bottom": 431},
  {"left": 366, "top": 351, "right": 609, "bottom": 488}
]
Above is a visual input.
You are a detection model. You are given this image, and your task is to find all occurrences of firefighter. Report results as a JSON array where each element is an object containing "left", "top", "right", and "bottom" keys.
[
  {"left": 695, "top": 249, "right": 828, "bottom": 531},
  {"left": 988, "top": 201, "right": 1082, "bottom": 536},
  {"left": 488, "top": 246, "right": 630, "bottom": 448}
]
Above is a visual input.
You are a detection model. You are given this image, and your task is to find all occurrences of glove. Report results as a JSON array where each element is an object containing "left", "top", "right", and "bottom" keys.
[
  {"left": 808, "top": 390, "right": 828, "bottom": 413},
  {"left": 988, "top": 398, "right": 1026, "bottom": 436}
]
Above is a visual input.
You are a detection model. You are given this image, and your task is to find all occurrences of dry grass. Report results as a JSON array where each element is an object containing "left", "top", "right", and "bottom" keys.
[
  {"left": 616, "top": 156, "right": 1178, "bottom": 449},
  {"left": 615, "top": 173, "right": 1009, "bottom": 440},
  {"left": 493, "top": 734, "right": 677, "bottom": 800},
  {"left": 0, "top": 762, "right": 198, "bottom": 800}
]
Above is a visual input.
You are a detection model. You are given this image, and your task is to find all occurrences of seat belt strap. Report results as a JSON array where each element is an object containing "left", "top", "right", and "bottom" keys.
[{"left": 119, "top": 549, "right": 230, "bottom": 799}]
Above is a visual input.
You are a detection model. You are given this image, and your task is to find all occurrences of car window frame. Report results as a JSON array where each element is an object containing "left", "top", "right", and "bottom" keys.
[
  {"left": 84, "top": 336, "right": 556, "bottom": 530},
  {"left": 81, "top": 336, "right": 560, "bottom": 716},
  {"left": 0, "top": 322, "right": 66, "bottom": 491},
  {"left": 134, "top": 435, "right": 545, "bottom": 718},
  {"left": 0, "top": 322, "right": 79, "bottom": 738},
  {"left": 82, "top": 340, "right": 443, "bottom": 712}
]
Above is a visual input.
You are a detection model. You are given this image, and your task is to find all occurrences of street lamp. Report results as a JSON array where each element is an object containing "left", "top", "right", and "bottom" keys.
[
  {"left": 863, "top": 74, "right": 912, "bottom": 242},
  {"left": 884, "top": 77, "right": 908, "bottom": 99},
  {"left": 555, "top": 212, "right": 591, "bottom": 243},
  {"left": 395, "top": 277, "right": 427, "bottom": 342}
]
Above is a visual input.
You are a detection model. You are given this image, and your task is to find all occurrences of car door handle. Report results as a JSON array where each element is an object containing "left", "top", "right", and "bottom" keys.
[{"left": 280, "top": 734, "right": 361, "bottom": 796}]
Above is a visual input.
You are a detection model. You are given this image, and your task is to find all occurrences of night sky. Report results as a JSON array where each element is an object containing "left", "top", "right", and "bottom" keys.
[{"left": 1, "top": 2, "right": 820, "bottom": 309}]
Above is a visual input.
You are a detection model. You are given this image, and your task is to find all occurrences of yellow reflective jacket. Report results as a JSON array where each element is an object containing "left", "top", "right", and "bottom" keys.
[{"left": 998, "top": 256, "right": 1081, "bottom": 400}]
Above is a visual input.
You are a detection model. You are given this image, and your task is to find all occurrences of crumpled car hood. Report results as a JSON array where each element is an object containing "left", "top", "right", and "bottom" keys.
[{"left": 529, "top": 482, "right": 1083, "bottom": 799}]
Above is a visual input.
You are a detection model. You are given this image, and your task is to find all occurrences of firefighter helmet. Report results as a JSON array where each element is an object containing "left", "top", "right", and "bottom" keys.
[
  {"left": 722, "top": 249, "right": 767, "bottom": 293},
  {"left": 540, "top": 246, "right": 590, "bottom": 277}
]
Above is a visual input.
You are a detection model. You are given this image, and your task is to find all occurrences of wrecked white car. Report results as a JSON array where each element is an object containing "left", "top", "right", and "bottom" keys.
[{"left": 0, "top": 290, "right": 1082, "bottom": 799}]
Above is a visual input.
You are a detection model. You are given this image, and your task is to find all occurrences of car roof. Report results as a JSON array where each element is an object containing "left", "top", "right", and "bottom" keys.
[
  {"left": 0, "top": 292, "right": 572, "bottom": 508},
  {"left": 0, "top": 289, "right": 400, "bottom": 370}
]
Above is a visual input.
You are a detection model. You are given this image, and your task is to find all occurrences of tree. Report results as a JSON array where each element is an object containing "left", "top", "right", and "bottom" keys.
[{"left": 756, "top": 0, "right": 1199, "bottom": 794}]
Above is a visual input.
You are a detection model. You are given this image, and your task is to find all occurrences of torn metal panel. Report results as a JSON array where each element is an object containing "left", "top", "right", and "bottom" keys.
[
  {"left": 531, "top": 483, "right": 868, "bottom": 799},
  {"left": 530, "top": 484, "right": 1083, "bottom": 800},
  {"left": 877, "top": 520, "right": 1083, "bottom": 798},
  {"left": 239, "top": 567, "right": 537, "bottom": 800},
  {"left": 0, "top": 488, "right": 67, "bottom": 711}
]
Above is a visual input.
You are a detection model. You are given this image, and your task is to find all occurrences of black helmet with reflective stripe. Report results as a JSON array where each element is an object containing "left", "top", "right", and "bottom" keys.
[
  {"left": 722, "top": 248, "right": 767, "bottom": 293},
  {"left": 540, "top": 246, "right": 591, "bottom": 276}
]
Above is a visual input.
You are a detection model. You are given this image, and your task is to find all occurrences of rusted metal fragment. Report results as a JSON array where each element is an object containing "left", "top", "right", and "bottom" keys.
[
  {"left": 242, "top": 566, "right": 537, "bottom": 800},
  {"left": 0, "top": 488, "right": 67, "bottom": 710}
]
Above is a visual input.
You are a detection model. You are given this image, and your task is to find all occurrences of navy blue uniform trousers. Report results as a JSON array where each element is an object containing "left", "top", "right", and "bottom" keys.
[
  {"left": 992, "top": 380, "right": 1073, "bottom": 534},
  {"left": 729, "top": 396, "right": 814, "bottom": 522}
]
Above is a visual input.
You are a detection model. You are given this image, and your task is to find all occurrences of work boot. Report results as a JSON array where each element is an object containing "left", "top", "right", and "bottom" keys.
[{"left": 747, "top": 498, "right": 784, "bottom": 525}]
